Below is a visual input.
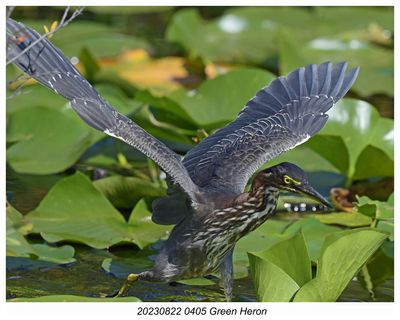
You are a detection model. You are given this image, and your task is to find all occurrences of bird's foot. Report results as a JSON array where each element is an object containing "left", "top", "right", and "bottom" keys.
[{"left": 108, "top": 273, "right": 139, "bottom": 298}]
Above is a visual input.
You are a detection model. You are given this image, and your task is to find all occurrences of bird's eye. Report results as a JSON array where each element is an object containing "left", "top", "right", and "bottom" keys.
[{"left": 283, "top": 176, "right": 291, "bottom": 184}]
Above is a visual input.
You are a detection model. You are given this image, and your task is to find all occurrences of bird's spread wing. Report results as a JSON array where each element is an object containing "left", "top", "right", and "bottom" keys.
[
  {"left": 183, "top": 62, "right": 359, "bottom": 194},
  {"left": 6, "top": 18, "right": 199, "bottom": 201}
]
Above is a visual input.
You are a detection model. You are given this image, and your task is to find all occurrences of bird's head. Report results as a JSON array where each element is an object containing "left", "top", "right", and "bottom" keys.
[{"left": 256, "top": 162, "right": 332, "bottom": 208}]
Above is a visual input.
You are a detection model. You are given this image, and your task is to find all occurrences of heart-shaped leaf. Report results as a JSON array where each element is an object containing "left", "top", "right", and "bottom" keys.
[
  {"left": 168, "top": 68, "right": 275, "bottom": 128},
  {"left": 306, "top": 99, "right": 394, "bottom": 180},
  {"left": 26, "top": 172, "right": 170, "bottom": 249}
]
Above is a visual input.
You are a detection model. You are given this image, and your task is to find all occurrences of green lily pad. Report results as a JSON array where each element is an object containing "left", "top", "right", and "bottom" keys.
[
  {"left": 6, "top": 106, "right": 93, "bottom": 174},
  {"left": 6, "top": 82, "right": 142, "bottom": 175},
  {"left": 127, "top": 200, "right": 171, "bottom": 249},
  {"left": 8, "top": 295, "right": 141, "bottom": 302},
  {"left": 167, "top": 8, "right": 280, "bottom": 64},
  {"left": 264, "top": 145, "right": 340, "bottom": 174},
  {"left": 306, "top": 99, "right": 394, "bottom": 180},
  {"left": 177, "top": 278, "right": 216, "bottom": 286},
  {"left": 293, "top": 229, "right": 387, "bottom": 301},
  {"left": 248, "top": 232, "right": 311, "bottom": 302},
  {"left": 20, "top": 20, "right": 149, "bottom": 58},
  {"left": 168, "top": 68, "right": 275, "bottom": 128},
  {"left": 6, "top": 85, "right": 68, "bottom": 115},
  {"left": 26, "top": 172, "right": 170, "bottom": 249},
  {"left": 311, "top": 212, "right": 372, "bottom": 227},
  {"left": 135, "top": 89, "right": 196, "bottom": 126},
  {"left": 7, "top": 204, "right": 75, "bottom": 264},
  {"left": 93, "top": 175, "right": 165, "bottom": 209},
  {"left": 166, "top": 8, "right": 319, "bottom": 64},
  {"left": 278, "top": 22, "right": 393, "bottom": 96},
  {"left": 26, "top": 172, "right": 130, "bottom": 248},
  {"left": 101, "top": 256, "right": 153, "bottom": 278},
  {"left": 314, "top": 7, "right": 393, "bottom": 33}
]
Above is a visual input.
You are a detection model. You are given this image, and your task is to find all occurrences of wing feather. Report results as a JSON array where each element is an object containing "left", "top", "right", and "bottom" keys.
[{"left": 183, "top": 62, "right": 359, "bottom": 194}]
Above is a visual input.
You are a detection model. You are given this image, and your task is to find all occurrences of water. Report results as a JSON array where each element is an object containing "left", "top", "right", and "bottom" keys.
[{"left": 6, "top": 245, "right": 393, "bottom": 302}]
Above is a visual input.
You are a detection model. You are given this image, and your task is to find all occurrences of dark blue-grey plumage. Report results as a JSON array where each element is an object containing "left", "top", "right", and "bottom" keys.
[{"left": 182, "top": 62, "right": 359, "bottom": 194}]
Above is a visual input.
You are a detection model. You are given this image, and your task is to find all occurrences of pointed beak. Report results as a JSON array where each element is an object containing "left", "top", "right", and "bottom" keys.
[{"left": 295, "top": 183, "right": 333, "bottom": 208}]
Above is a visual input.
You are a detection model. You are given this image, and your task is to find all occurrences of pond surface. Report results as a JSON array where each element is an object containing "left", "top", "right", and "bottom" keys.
[{"left": 6, "top": 245, "right": 393, "bottom": 302}]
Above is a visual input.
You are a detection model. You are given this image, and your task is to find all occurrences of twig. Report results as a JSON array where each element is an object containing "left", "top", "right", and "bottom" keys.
[
  {"left": 6, "top": 6, "right": 85, "bottom": 66},
  {"left": 6, "top": 6, "right": 15, "bottom": 18}
]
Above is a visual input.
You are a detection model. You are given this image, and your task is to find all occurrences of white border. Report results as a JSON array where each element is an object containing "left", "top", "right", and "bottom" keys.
[{"left": 1, "top": 1, "right": 398, "bottom": 319}]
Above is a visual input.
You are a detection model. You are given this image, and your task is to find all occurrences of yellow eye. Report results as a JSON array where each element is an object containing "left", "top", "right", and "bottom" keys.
[
  {"left": 283, "top": 176, "right": 291, "bottom": 184},
  {"left": 283, "top": 175, "right": 301, "bottom": 185}
]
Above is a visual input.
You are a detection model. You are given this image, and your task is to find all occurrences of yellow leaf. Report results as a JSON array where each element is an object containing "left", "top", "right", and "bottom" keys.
[
  {"left": 50, "top": 20, "right": 59, "bottom": 32},
  {"left": 43, "top": 21, "right": 58, "bottom": 39},
  {"left": 98, "top": 49, "right": 189, "bottom": 95}
]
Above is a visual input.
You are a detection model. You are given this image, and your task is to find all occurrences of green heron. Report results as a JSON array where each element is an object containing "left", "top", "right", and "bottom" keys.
[{"left": 7, "top": 18, "right": 359, "bottom": 301}]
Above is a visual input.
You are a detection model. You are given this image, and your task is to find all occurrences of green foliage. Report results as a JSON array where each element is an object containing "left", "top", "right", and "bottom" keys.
[
  {"left": 7, "top": 204, "right": 75, "bottom": 264},
  {"left": 9, "top": 295, "right": 141, "bottom": 302},
  {"left": 6, "top": 106, "right": 93, "bottom": 174},
  {"left": 311, "top": 212, "right": 372, "bottom": 227},
  {"left": 93, "top": 175, "right": 165, "bottom": 209},
  {"left": 22, "top": 20, "right": 149, "bottom": 58},
  {"left": 293, "top": 229, "right": 387, "bottom": 301},
  {"left": 26, "top": 172, "right": 170, "bottom": 249},
  {"left": 167, "top": 7, "right": 393, "bottom": 96},
  {"left": 249, "top": 229, "right": 387, "bottom": 302},
  {"left": 308, "top": 99, "right": 394, "bottom": 181},
  {"left": 168, "top": 68, "right": 275, "bottom": 128}
]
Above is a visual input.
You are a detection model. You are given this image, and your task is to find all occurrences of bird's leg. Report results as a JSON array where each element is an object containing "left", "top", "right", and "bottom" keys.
[
  {"left": 115, "top": 273, "right": 139, "bottom": 297},
  {"left": 219, "top": 250, "right": 234, "bottom": 302}
]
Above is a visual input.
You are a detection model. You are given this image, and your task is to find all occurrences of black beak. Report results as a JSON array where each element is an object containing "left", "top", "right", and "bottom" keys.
[{"left": 295, "top": 183, "right": 333, "bottom": 208}]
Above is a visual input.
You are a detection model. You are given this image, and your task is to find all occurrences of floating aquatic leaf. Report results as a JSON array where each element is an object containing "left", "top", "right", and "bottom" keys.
[
  {"left": 27, "top": 173, "right": 170, "bottom": 249},
  {"left": 127, "top": 200, "right": 171, "bottom": 249},
  {"left": 19, "top": 19, "right": 149, "bottom": 59},
  {"left": 8, "top": 295, "right": 141, "bottom": 302},
  {"left": 311, "top": 212, "right": 372, "bottom": 227},
  {"left": 93, "top": 175, "right": 165, "bottom": 209},
  {"left": 177, "top": 278, "right": 216, "bottom": 286},
  {"left": 168, "top": 68, "right": 275, "bottom": 127},
  {"left": 6, "top": 83, "right": 142, "bottom": 174},
  {"left": 7, "top": 204, "right": 75, "bottom": 264},
  {"left": 307, "top": 99, "right": 394, "bottom": 181},
  {"left": 278, "top": 21, "right": 393, "bottom": 96},
  {"left": 166, "top": 8, "right": 314, "bottom": 64},
  {"left": 6, "top": 106, "right": 93, "bottom": 174},
  {"left": 26, "top": 172, "right": 130, "bottom": 248}
]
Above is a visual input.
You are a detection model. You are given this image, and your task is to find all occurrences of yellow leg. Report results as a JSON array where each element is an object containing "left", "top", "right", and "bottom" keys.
[{"left": 115, "top": 273, "right": 139, "bottom": 297}]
